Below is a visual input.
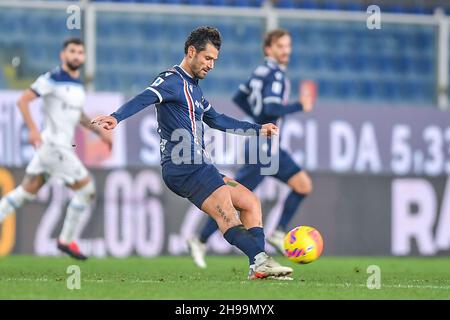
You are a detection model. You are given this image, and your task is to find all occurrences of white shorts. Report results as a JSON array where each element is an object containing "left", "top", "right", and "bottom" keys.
[{"left": 25, "top": 143, "right": 89, "bottom": 185}]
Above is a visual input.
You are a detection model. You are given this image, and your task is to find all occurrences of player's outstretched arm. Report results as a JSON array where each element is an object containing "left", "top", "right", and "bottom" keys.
[
  {"left": 260, "top": 80, "right": 315, "bottom": 117},
  {"left": 80, "top": 112, "right": 112, "bottom": 150},
  {"left": 92, "top": 87, "right": 162, "bottom": 131},
  {"left": 203, "top": 105, "right": 278, "bottom": 137},
  {"left": 17, "top": 89, "right": 41, "bottom": 148},
  {"left": 262, "top": 91, "right": 315, "bottom": 116}
]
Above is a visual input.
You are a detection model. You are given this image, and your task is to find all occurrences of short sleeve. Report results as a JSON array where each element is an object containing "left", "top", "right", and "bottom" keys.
[
  {"left": 30, "top": 72, "right": 54, "bottom": 97},
  {"left": 146, "top": 72, "right": 180, "bottom": 103}
]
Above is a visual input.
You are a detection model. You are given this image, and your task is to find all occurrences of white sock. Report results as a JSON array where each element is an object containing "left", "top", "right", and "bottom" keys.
[
  {"left": 0, "top": 186, "right": 36, "bottom": 223},
  {"left": 59, "top": 181, "right": 95, "bottom": 244},
  {"left": 59, "top": 201, "right": 85, "bottom": 244}
]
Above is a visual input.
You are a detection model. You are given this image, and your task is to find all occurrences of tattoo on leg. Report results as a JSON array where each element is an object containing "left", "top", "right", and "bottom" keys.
[
  {"left": 226, "top": 180, "right": 238, "bottom": 187},
  {"left": 216, "top": 205, "right": 231, "bottom": 225}
]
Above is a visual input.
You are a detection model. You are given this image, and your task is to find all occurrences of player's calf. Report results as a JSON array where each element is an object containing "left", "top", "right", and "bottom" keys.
[
  {"left": 57, "top": 178, "right": 95, "bottom": 260},
  {"left": 201, "top": 185, "right": 241, "bottom": 232},
  {"left": 0, "top": 183, "right": 37, "bottom": 223},
  {"left": 288, "top": 171, "right": 313, "bottom": 195}
]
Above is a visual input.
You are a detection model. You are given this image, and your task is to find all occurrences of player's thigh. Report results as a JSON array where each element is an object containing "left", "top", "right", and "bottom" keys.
[
  {"left": 201, "top": 185, "right": 240, "bottom": 232},
  {"left": 23, "top": 148, "right": 48, "bottom": 193},
  {"left": 223, "top": 176, "right": 261, "bottom": 214},
  {"left": 47, "top": 146, "right": 89, "bottom": 186},
  {"left": 287, "top": 171, "right": 313, "bottom": 194}
]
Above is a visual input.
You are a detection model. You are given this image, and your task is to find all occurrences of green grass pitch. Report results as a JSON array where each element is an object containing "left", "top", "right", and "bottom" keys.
[{"left": 0, "top": 255, "right": 449, "bottom": 299}]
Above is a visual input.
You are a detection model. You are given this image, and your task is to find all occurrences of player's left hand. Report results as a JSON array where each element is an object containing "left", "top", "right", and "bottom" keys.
[
  {"left": 299, "top": 81, "right": 317, "bottom": 113},
  {"left": 300, "top": 94, "right": 315, "bottom": 112},
  {"left": 261, "top": 123, "right": 279, "bottom": 137}
]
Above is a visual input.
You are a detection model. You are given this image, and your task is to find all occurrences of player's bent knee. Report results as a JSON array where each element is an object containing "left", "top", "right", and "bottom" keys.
[
  {"left": 241, "top": 191, "right": 260, "bottom": 211},
  {"left": 72, "top": 179, "right": 96, "bottom": 205},
  {"left": 293, "top": 183, "right": 312, "bottom": 195},
  {"left": 291, "top": 176, "right": 313, "bottom": 195},
  {"left": 301, "top": 180, "right": 313, "bottom": 194}
]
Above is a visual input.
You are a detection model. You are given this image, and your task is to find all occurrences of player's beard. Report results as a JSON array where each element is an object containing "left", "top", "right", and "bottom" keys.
[
  {"left": 277, "top": 54, "right": 289, "bottom": 66},
  {"left": 190, "top": 56, "right": 206, "bottom": 79},
  {"left": 66, "top": 61, "right": 82, "bottom": 71}
]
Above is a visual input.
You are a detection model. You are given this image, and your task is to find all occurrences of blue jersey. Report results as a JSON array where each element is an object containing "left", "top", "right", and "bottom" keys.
[
  {"left": 232, "top": 58, "right": 302, "bottom": 125},
  {"left": 111, "top": 65, "right": 262, "bottom": 165}
]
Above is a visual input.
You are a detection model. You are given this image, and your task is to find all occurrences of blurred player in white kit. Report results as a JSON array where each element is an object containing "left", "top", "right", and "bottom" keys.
[{"left": 0, "top": 38, "right": 111, "bottom": 260}]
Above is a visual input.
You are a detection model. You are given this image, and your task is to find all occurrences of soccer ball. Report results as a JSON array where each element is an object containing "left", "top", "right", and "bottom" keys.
[{"left": 283, "top": 226, "right": 323, "bottom": 264}]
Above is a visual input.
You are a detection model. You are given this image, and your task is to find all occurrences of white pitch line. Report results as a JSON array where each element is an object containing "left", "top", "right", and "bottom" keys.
[
  {"left": 2, "top": 278, "right": 450, "bottom": 290},
  {"left": 0, "top": 278, "right": 166, "bottom": 284},
  {"left": 308, "top": 282, "right": 450, "bottom": 290}
]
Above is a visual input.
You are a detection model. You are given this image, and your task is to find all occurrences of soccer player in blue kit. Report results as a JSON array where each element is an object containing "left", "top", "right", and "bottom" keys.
[
  {"left": 188, "top": 29, "right": 315, "bottom": 269},
  {"left": 92, "top": 27, "right": 293, "bottom": 280}
]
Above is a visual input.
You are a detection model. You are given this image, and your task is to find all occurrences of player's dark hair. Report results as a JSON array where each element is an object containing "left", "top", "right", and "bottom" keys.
[
  {"left": 63, "top": 37, "right": 84, "bottom": 49},
  {"left": 263, "top": 29, "right": 290, "bottom": 56},
  {"left": 184, "top": 26, "right": 222, "bottom": 54}
]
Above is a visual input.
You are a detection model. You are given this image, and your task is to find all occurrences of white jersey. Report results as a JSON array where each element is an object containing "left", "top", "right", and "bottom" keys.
[{"left": 30, "top": 66, "right": 85, "bottom": 147}]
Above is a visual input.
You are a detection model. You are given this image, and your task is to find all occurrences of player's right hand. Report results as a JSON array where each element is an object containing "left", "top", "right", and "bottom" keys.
[
  {"left": 91, "top": 115, "right": 118, "bottom": 130},
  {"left": 261, "top": 123, "right": 279, "bottom": 137},
  {"left": 299, "top": 80, "right": 316, "bottom": 113},
  {"left": 29, "top": 128, "right": 42, "bottom": 148}
]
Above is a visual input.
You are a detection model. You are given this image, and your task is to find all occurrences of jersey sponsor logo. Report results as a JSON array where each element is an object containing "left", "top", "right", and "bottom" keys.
[{"left": 274, "top": 71, "right": 283, "bottom": 81}]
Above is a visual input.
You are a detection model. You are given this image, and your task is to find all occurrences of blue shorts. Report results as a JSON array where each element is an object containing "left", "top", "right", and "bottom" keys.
[
  {"left": 162, "top": 162, "right": 226, "bottom": 209},
  {"left": 235, "top": 145, "right": 302, "bottom": 191}
]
